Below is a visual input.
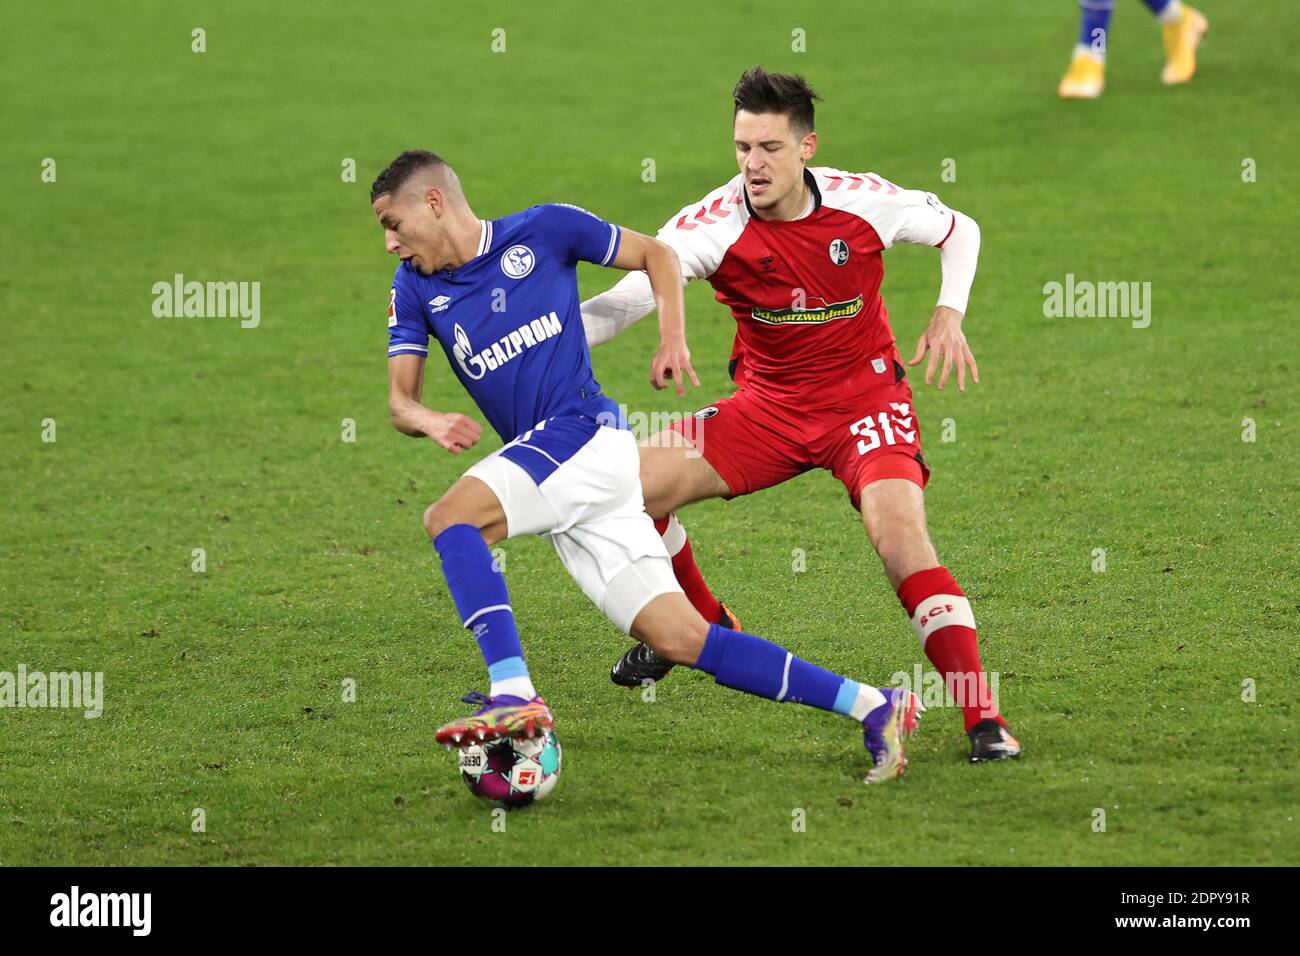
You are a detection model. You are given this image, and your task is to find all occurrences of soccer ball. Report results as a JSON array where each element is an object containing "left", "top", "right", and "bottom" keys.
[{"left": 457, "top": 731, "right": 562, "bottom": 808}]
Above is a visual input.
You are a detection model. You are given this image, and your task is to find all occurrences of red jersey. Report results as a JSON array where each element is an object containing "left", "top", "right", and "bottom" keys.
[{"left": 657, "top": 167, "right": 958, "bottom": 405}]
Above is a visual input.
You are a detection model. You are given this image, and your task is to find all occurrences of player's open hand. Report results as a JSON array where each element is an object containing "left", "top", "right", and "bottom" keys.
[
  {"left": 427, "top": 412, "right": 483, "bottom": 454},
  {"left": 650, "top": 336, "right": 701, "bottom": 397},
  {"left": 909, "top": 306, "right": 980, "bottom": 392}
]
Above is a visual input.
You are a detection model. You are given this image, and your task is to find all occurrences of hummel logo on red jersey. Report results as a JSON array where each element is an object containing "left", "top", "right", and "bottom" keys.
[
  {"left": 676, "top": 192, "right": 743, "bottom": 230},
  {"left": 824, "top": 173, "right": 898, "bottom": 194}
]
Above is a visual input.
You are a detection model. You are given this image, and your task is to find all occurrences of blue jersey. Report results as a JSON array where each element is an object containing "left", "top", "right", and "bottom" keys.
[{"left": 387, "top": 204, "right": 623, "bottom": 447}]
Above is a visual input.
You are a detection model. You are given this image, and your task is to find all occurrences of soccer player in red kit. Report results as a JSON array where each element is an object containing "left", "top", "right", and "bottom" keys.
[{"left": 582, "top": 67, "right": 1020, "bottom": 762}]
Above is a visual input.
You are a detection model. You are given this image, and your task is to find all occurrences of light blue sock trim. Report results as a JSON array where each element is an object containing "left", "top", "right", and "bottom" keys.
[
  {"left": 487, "top": 656, "right": 529, "bottom": 682},
  {"left": 832, "top": 678, "right": 860, "bottom": 716}
]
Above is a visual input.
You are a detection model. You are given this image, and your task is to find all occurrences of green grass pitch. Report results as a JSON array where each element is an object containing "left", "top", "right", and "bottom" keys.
[{"left": 1, "top": 0, "right": 1296, "bottom": 865}]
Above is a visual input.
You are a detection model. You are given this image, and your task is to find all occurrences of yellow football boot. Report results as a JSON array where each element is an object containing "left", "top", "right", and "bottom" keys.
[
  {"left": 1161, "top": 5, "right": 1209, "bottom": 85},
  {"left": 1059, "top": 50, "right": 1105, "bottom": 100}
]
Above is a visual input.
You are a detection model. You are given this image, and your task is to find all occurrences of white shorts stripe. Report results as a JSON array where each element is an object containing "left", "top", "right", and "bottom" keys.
[{"left": 514, "top": 442, "right": 563, "bottom": 468}]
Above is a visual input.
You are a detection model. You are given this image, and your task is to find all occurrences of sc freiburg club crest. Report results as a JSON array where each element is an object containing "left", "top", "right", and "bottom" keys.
[{"left": 829, "top": 238, "right": 850, "bottom": 266}]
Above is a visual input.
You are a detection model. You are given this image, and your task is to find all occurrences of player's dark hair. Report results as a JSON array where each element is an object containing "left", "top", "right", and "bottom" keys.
[
  {"left": 370, "top": 149, "right": 447, "bottom": 202},
  {"left": 732, "top": 66, "right": 821, "bottom": 135}
]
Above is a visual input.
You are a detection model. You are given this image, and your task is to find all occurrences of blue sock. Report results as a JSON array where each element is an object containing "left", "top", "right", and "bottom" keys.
[
  {"left": 693, "top": 624, "right": 883, "bottom": 720},
  {"left": 432, "top": 524, "right": 535, "bottom": 699},
  {"left": 1141, "top": 0, "right": 1172, "bottom": 16},
  {"left": 1078, "top": 0, "right": 1115, "bottom": 55}
]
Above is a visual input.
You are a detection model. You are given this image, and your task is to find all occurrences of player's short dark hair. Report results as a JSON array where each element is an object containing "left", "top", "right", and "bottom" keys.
[
  {"left": 732, "top": 66, "right": 822, "bottom": 136},
  {"left": 370, "top": 149, "right": 448, "bottom": 202}
]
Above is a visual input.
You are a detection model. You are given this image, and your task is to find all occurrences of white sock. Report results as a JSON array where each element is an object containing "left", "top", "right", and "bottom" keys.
[
  {"left": 1157, "top": 1, "right": 1183, "bottom": 26},
  {"left": 490, "top": 675, "right": 537, "bottom": 700},
  {"left": 1074, "top": 42, "right": 1105, "bottom": 64},
  {"left": 849, "top": 684, "right": 888, "bottom": 722}
]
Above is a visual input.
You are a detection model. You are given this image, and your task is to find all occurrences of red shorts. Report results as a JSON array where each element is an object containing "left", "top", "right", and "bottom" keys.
[{"left": 670, "top": 360, "right": 928, "bottom": 510}]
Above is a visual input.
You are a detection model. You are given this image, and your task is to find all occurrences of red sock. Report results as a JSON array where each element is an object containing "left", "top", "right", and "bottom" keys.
[
  {"left": 655, "top": 514, "right": 723, "bottom": 623},
  {"left": 896, "top": 567, "right": 1004, "bottom": 732}
]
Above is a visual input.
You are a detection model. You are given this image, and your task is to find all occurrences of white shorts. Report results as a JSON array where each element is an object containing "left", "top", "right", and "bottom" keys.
[{"left": 465, "top": 424, "right": 681, "bottom": 633}]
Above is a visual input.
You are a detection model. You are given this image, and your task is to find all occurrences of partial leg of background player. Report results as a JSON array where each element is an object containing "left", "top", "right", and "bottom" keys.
[
  {"left": 1058, "top": 0, "right": 1112, "bottom": 99},
  {"left": 637, "top": 433, "right": 733, "bottom": 624},
  {"left": 1060, "top": 0, "right": 1205, "bottom": 98},
  {"left": 1138, "top": 0, "right": 1208, "bottom": 86},
  {"left": 1154, "top": 2, "right": 1208, "bottom": 85},
  {"left": 858, "top": 478, "right": 1007, "bottom": 735},
  {"left": 630, "top": 591, "right": 920, "bottom": 783}
]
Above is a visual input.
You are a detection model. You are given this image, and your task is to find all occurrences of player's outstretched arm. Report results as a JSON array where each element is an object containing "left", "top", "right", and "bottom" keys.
[
  {"left": 581, "top": 269, "right": 660, "bottom": 349},
  {"left": 387, "top": 353, "right": 483, "bottom": 453},
  {"left": 907, "top": 209, "right": 982, "bottom": 392},
  {"left": 838, "top": 171, "right": 983, "bottom": 392},
  {"left": 607, "top": 229, "right": 701, "bottom": 397}
]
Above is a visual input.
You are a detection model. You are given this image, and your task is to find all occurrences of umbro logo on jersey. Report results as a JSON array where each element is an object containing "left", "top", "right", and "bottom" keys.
[
  {"left": 829, "top": 238, "right": 850, "bottom": 266},
  {"left": 451, "top": 311, "right": 562, "bottom": 381},
  {"left": 428, "top": 295, "right": 452, "bottom": 313},
  {"left": 500, "top": 245, "right": 535, "bottom": 279},
  {"left": 751, "top": 294, "right": 864, "bottom": 326}
]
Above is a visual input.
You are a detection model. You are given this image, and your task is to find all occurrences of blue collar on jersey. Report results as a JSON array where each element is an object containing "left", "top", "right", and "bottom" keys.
[{"left": 743, "top": 167, "right": 822, "bottom": 218}]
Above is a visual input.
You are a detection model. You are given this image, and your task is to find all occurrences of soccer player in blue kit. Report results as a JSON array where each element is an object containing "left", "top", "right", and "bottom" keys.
[{"left": 371, "top": 150, "right": 922, "bottom": 783}]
